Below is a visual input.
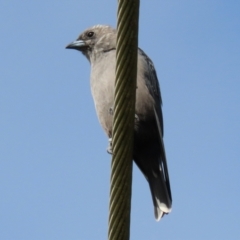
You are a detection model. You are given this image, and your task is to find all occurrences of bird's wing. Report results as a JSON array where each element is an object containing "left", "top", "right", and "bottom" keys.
[
  {"left": 138, "top": 48, "right": 163, "bottom": 134},
  {"left": 138, "top": 48, "right": 172, "bottom": 201}
]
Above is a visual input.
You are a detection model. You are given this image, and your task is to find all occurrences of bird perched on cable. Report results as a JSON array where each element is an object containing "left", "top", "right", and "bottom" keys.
[{"left": 66, "top": 25, "right": 172, "bottom": 221}]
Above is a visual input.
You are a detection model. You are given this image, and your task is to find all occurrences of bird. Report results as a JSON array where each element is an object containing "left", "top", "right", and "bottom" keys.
[{"left": 66, "top": 25, "right": 172, "bottom": 221}]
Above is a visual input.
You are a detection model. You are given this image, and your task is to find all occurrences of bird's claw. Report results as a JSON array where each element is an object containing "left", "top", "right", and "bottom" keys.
[{"left": 107, "top": 138, "right": 113, "bottom": 154}]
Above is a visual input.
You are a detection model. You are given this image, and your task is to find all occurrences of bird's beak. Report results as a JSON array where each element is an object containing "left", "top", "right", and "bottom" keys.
[{"left": 65, "top": 40, "right": 86, "bottom": 51}]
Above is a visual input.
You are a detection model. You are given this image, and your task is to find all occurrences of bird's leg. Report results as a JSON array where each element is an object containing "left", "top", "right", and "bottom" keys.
[
  {"left": 107, "top": 107, "right": 139, "bottom": 154},
  {"left": 106, "top": 107, "right": 114, "bottom": 154},
  {"left": 107, "top": 138, "right": 113, "bottom": 155}
]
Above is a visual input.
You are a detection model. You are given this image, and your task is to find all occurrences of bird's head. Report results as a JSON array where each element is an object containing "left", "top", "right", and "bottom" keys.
[{"left": 66, "top": 25, "right": 117, "bottom": 62}]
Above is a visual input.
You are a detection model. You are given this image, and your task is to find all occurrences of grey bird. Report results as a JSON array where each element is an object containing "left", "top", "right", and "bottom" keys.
[{"left": 66, "top": 25, "right": 172, "bottom": 221}]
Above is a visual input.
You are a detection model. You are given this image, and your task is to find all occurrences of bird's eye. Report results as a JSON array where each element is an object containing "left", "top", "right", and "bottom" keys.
[{"left": 87, "top": 31, "right": 94, "bottom": 38}]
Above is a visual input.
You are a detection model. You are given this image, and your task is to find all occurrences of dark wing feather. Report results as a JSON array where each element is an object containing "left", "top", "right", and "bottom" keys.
[
  {"left": 138, "top": 48, "right": 172, "bottom": 202},
  {"left": 138, "top": 48, "right": 164, "bottom": 135}
]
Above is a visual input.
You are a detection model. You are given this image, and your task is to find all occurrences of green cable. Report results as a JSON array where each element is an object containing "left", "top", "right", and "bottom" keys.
[{"left": 108, "top": 0, "right": 140, "bottom": 239}]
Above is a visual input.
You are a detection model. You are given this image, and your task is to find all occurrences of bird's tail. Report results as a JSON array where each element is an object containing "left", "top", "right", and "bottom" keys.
[{"left": 148, "top": 176, "right": 172, "bottom": 221}]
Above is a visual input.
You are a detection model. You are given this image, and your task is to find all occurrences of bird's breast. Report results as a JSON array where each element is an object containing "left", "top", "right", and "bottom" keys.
[
  {"left": 89, "top": 51, "right": 156, "bottom": 137},
  {"left": 90, "top": 54, "right": 116, "bottom": 136}
]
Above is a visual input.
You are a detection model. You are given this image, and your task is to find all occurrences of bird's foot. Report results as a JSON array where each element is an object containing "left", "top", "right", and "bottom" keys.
[{"left": 107, "top": 138, "right": 113, "bottom": 154}]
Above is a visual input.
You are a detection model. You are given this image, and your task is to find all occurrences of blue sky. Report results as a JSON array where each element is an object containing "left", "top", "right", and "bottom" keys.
[{"left": 1, "top": 1, "right": 240, "bottom": 239}]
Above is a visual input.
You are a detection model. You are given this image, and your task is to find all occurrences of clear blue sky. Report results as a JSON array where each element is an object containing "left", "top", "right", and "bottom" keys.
[{"left": 1, "top": 1, "right": 240, "bottom": 239}]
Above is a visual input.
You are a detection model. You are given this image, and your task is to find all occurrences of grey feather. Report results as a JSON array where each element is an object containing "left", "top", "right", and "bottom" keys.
[{"left": 66, "top": 25, "right": 172, "bottom": 221}]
